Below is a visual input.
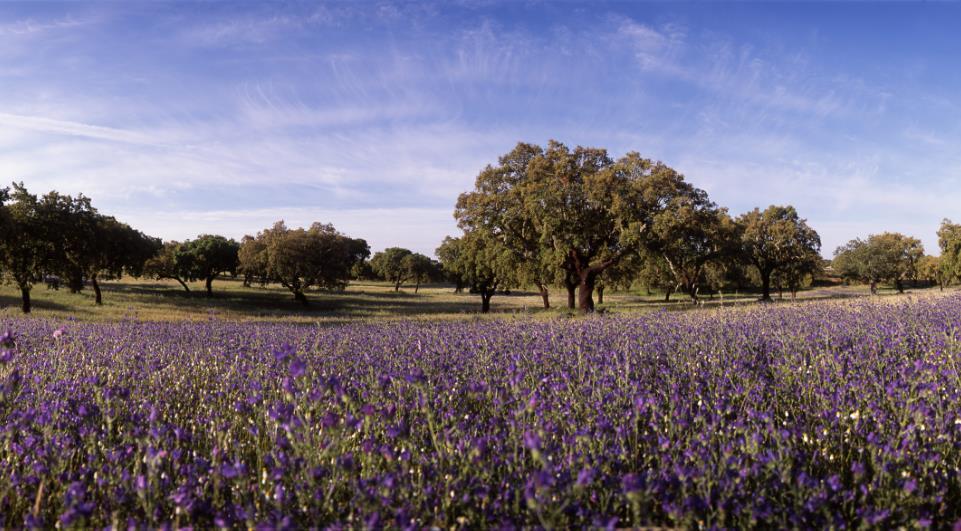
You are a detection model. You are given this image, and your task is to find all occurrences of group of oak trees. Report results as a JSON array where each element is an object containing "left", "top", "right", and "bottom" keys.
[
  {"left": 365, "top": 247, "right": 443, "bottom": 293},
  {"left": 0, "top": 184, "right": 160, "bottom": 312},
  {"left": 830, "top": 220, "right": 961, "bottom": 293},
  {"left": 440, "top": 141, "right": 824, "bottom": 313}
]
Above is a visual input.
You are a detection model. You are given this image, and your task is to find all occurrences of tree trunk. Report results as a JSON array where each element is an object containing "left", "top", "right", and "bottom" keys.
[
  {"left": 685, "top": 280, "right": 699, "bottom": 304},
  {"left": 565, "top": 280, "right": 576, "bottom": 310},
  {"left": 454, "top": 280, "right": 464, "bottom": 294},
  {"left": 20, "top": 286, "right": 31, "bottom": 314},
  {"left": 243, "top": 274, "right": 252, "bottom": 288},
  {"left": 760, "top": 270, "right": 773, "bottom": 301},
  {"left": 205, "top": 276, "right": 214, "bottom": 297},
  {"left": 663, "top": 285, "right": 673, "bottom": 302},
  {"left": 869, "top": 280, "right": 878, "bottom": 295},
  {"left": 537, "top": 284, "right": 550, "bottom": 309},
  {"left": 481, "top": 291, "right": 492, "bottom": 313},
  {"left": 577, "top": 271, "right": 597, "bottom": 313},
  {"left": 394, "top": 280, "right": 401, "bottom": 292},
  {"left": 69, "top": 270, "right": 84, "bottom": 293},
  {"left": 173, "top": 277, "right": 190, "bottom": 292},
  {"left": 414, "top": 279, "right": 420, "bottom": 293},
  {"left": 294, "top": 290, "right": 309, "bottom": 306},
  {"left": 92, "top": 275, "right": 102, "bottom": 305},
  {"left": 597, "top": 285, "right": 605, "bottom": 305},
  {"left": 895, "top": 278, "right": 904, "bottom": 293}
]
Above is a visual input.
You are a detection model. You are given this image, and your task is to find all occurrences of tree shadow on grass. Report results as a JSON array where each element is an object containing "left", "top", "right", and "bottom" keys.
[
  {"left": 0, "top": 293, "right": 83, "bottom": 314},
  {"left": 98, "top": 281, "right": 507, "bottom": 319}
]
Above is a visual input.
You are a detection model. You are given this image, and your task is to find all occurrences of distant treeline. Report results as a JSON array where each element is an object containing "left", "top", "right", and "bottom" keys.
[{"left": 2, "top": 141, "right": 960, "bottom": 314}]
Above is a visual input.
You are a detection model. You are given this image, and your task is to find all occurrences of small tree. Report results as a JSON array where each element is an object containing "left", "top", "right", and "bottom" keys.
[
  {"left": 144, "top": 241, "right": 193, "bottom": 292},
  {"left": 455, "top": 142, "right": 557, "bottom": 309},
  {"left": 176, "top": 235, "right": 240, "bottom": 297},
  {"left": 436, "top": 233, "right": 515, "bottom": 313},
  {"left": 402, "top": 253, "right": 436, "bottom": 293},
  {"left": 737, "top": 205, "right": 822, "bottom": 301},
  {"left": 436, "top": 236, "right": 468, "bottom": 293},
  {"left": 370, "top": 247, "right": 414, "bottom": 291}
]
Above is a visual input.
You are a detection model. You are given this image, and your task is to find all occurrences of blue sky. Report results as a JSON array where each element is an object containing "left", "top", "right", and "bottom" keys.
[{"left": 1, "top": 2, "right": 960, "bottom": 257}]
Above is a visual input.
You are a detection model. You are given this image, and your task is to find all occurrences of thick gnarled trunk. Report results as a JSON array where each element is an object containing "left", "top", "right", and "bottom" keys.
[
  {"left": 205, "top": 276, "right": 214, "bottom": 297},
  {"left": 294, "top": 290, "right": 309, "bottom": 306},
  {"left": 576, "top": 269, "right": 599, "bottom": 313}
]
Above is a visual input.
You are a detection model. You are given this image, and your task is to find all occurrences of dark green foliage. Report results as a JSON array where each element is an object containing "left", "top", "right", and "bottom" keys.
[
  {"left": 436, "top": 233, "right": 515, "bottom": 313},
  {"left": 235, "top": 221, "right": 368, "bottom": 305},
  {"left": 370, "top": 247, "right": 414, "bottom": 291},
  {"left": 834, "top": 232, "right": 924, "bottom": 294},
  {"left": 177, "top": 235, "right": 240, "bottom": 297},
  {"left": 737, "top": 205, "right": 822, "bottom": 301}
]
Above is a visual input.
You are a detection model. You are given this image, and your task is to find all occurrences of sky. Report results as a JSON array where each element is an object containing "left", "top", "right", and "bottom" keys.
[{"left": 1, "top": 1, "right": 961, "bottom": 257}]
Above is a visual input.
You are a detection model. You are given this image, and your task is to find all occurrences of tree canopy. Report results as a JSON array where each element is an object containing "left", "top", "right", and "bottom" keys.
[
  {"left": 236, "top": 221, "right": 368, "bottom": 305},
  {"left": 737, "top": 205, "right": 822, "bottom": 301},
  {"left": 177, "top": 235, "right": 240, "bottom": 297},
  {"left": 436, "top": 233, "right": 515, "bottom": 313},
  {"left": 833, "top": 232, "right": 924, "bottom": 293},
  {"left": 370, "top": 248, "right": 415, "bottom": 291}
]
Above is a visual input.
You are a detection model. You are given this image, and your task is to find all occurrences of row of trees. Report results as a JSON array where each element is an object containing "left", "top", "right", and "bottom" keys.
[
  {"left": 6, "top": 150, "right": 961, "bottom": 315},
  {"left": 0, "top": 184, "right": 159, "bottom": 312},
  {"left": 0, "top": 184, "right": 373, "bottom": 311},
  {"left": 831, "top": 221, "right": 961, "bottom": 294},
  {"left": 440, "top": 141, "right": 824, "bottom": 313},
  {"left": 365, "top": 248, "right": 442, "bottom": 293}
]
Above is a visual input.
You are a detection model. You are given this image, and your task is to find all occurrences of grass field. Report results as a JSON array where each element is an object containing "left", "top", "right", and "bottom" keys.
[{"left": 0, "top": 275, "right": 941, "bottom": 323}]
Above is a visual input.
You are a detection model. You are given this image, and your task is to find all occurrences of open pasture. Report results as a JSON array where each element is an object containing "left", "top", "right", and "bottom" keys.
[
  {"left": 2, "top": 294, "right": 961, "bottom": 527},
  {"left": 0, "top": 276, "right": 907, "bottom": 324}
]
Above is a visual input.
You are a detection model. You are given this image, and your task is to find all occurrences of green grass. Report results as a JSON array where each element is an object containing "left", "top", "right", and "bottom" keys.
[{"left": 0, "top": 276, "right": 946, "bottom": 323}]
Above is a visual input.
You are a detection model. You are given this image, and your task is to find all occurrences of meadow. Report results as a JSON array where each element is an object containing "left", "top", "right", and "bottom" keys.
[
  {"left": 2, "top": 291, "right": 960, "bottom": 527},
  {"left": 0, "top": 276, "right": 895, "bottom": 324}
]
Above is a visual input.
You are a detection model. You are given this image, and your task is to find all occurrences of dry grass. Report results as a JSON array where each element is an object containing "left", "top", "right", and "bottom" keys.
[{"left": 0, "top": 276, "right": 945, "bottom": 324}]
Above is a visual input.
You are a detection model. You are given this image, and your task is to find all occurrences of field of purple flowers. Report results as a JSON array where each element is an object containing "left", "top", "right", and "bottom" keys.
[{"left": 2, "top": 295, "right": 961, "bottom": 528}]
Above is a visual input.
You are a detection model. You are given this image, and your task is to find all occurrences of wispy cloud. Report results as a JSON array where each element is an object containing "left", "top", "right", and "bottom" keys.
[
  {"left": 0, "top": 112, "right": 159, "bottom": 145},
  {"left": 0, "top": 15, "right": 92, "bottom": 37}
]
